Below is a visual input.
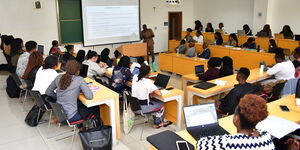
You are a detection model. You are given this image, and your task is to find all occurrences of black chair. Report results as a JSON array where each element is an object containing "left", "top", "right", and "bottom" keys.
[
  {"left": 123, "top": 91, "right": 162, "bottom": 140},
  {"left": 269, "top": 81, "right": 287, "bottom": 101},
  {"left": 76, "top": 50, "right": 86, "bottom": 64},
  {"left": 47, "top": 101, "right": 96, "bottom": 148},
  {"left": 10, "top": 73, "right": 29, "bottom": 102},
  {"left": 29, "top": 91, "right": 52, "bottom": 130}
]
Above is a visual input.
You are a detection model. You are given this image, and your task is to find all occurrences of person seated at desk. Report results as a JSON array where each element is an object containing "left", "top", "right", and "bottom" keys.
[
  {"left": 219, "top": 56, "right": 233, "bottom": 77},
  {"left": 185, "top": 42, "right": 196, "bottom": 57},
  {"left": 132, "top": 66, "right": 172, "bottom": 129},
  {"left": 193, "top": 30, "right": 204, "bottom": 43},
  {"left": 243, "top": 24, "right": 253, "bottom": 36},
  {"left": 197, "top": 94, "right": 275, "bottom": 149},
  {"left": 260, "top": 24, "right": 272, "bottom": 37},
  {"left": 130, "top": 56, "right": 147, "bottom": 73},
  {"left": 100, "top": 48, "right": 113, "bottom": 65},
  {"left": 198, "top": 57, "right": 220, "bottom": 81},
  {"left": 21, "top": 51, "right": 43, "bottom": 87},
  {"left": 194, "top": 20, "right": 203, "bottom": 31},
  {"left": 109, "top": 56, "right": 133, "bottom": 94},
  {"left": 113, "top": 50, "right": 122, "bottom": 65},
  {"left": 16, "top": 41, "right": 37, "bottom": 78},
  {"left": 280, "top": 25, "right": 294, "bottom": 40},
  {"left": 83, "top": 51, "right": 107, "bottom": 80},
  {"left": 46, "top": 60, "right": 99, "bottom": 129},
  {"left": 264, "top": 50, "right": 295, "bottom": 84},
  {"left": 216, "top": 68, "right": 262, "bottom": 115},
  {"left": 32, "top": 55, "right": 59, "bottom": 96},
  {"left": 225, "top": 33, "right": 238, "bottom": 47},
  {"left": 205, "top": 22, "right": 214, "bottom": 32},
  {"left": 218, "top": 22, "right": 226, "bottom": 34},
  {"left": 175, "top": 40, "right": 186, "bottom": 54},
  {"left": 197, "top": 42, "right": 210, "bottom": 59},
  {"left": 62, "top": 45, "right": 75, "bottom": 61},
  {"left": 49, "top": 40, "right": 64, "bottom": 56},
  {"left": 214, "top": 32, "right": 223, "bottom": 45},
  {"left": 268, "top": 39, "right": 278, "bottom": 53},
  {"left": 293, "top": 47, "right": 300, "bottom": 78},
  {"left": 240, "top": 37, "right": 256, "bottom": 49},
  {"left": 183, "top": 28, "right": 193, "bottom": 43}
]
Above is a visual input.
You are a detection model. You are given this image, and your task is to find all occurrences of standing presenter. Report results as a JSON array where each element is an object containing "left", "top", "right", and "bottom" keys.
[{"left": 141, "top": 24, "right": 156, "bottom": 70}]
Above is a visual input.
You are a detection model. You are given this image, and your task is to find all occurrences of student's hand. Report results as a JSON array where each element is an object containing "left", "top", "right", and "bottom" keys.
[
  {"left": 99, "top": 62, "right": 108, "bottom": 68},
  {"left": 285, "top": 138, "right": 300, "bottom": 150}
]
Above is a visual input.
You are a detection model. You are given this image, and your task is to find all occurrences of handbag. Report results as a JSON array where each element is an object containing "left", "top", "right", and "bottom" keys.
[
  {"left": 24, "top": 105, "right": 45, "bottom": 127},
  {"left": 79, "top": 126, "right": 112, "bottom": 150},
  {"left": 123, "top": 91, "right": 135, "bottom": 134}
]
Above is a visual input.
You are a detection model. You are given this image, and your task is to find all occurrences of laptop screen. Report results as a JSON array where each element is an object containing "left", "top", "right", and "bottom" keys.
[
  {"left": 154, "top": 73, "right": 170, "bottom": 89},
  {"left": 195, "top": 65, "right": 204, "bottom": 74},
  {"left": 184, "top": 103, "right": 218, "bottom": 128},
  {"left": 79, "top": 64, "right": 89, "bottom": 78}
]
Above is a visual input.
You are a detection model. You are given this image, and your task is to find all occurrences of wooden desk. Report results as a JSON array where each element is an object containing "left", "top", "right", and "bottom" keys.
[
  {"left": 210, "top": 46, "right": 230, "bottom": 58},
  {"left": 159, "top": 53, "right": 208, "bottom": 75},
  {"left": 79, "top": 78, "right": 120, "bottom": 145},
  {"left": 169, "top": 40, "right": 180, "bottom": 53},
  {"left": 186, "top": 68, "right": 268, "bottom": 105},
  {"left": 270, "top": 95, "right": 300, "bottom": 113},
  {"left": 277, "top": 39, "right": 299, "bottom": 55},
  {"left": 154, "top": 88, "right": 184, "bottom": 131}
]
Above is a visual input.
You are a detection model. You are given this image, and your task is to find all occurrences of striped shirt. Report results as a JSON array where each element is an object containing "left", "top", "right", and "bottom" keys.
[{"left": 197, "top": 131, "right": 275, "bottom": 150}]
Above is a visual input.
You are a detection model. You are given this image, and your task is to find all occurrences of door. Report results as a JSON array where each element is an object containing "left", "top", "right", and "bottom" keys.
[{"left": 168, "top": 12, "right": 182, "bottom": 40}]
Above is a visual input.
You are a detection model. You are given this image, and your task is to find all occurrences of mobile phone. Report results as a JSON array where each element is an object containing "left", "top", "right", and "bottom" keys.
[
  {"left": 86, "top": 82, "right": 93, "bottom": 85},
  {"left": 176, "top": 141, "right": 190, "bottom": 150},
  {"left": 166, "top": 87, "right": 174, "bottom": 91},
  {"left": 280, "top": 105, "right": 290, "bottom": 112}
]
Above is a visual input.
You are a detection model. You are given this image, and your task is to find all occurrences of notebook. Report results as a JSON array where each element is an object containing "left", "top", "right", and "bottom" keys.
[{"left": 193, "top": 82, "right": 217, "bottom": 90}]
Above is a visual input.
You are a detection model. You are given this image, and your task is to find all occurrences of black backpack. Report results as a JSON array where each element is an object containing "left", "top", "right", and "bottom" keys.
[
  {"left": 6, "top": 75, "right": 21, "bottom": 98},
  {"left": 25, "top": 105, "right": 45, "bottom": 127}
]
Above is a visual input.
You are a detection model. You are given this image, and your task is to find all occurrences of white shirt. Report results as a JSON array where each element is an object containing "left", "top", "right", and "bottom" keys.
[
  {"left": 130, "top": 62, "right": 141, "bottom": 72},
  {"left": 0, "top": 51, "right": 7, "bottom": 65},
  {"left": 16, "top": 52, "right": 30, "bottom": 77},
  {"left": 83, "top": 60, "right": 105, "bottom": 79},
  {"left": 132, "top": 75, "right": 158, "bottom": 103},
  {"left": 193, "top": 35, "right": 204, "bottom": 43},
  {"left": 267, "top": 60, "right": 295, "bottom": 80},
  {"left": 32, "top": 67, "right": 59, "bottom": 95}
]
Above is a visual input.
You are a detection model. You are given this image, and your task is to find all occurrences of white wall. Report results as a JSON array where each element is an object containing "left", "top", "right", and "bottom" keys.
[
  {"left": 194, "top": 0, "right": 254, "bottom": 34},
  {"left": 252, "top": 0, "right": 269, "bottom": 34},
  {"left": 270, "top": 0, "right": 300, "bottom": 34},
  {"left": 140, "top": 0, "right": 194, "bottom": 52}
]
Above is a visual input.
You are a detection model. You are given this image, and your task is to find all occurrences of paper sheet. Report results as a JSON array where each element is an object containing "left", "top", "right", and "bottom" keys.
[
  {"left": 214, "top": 80, "right": 227, "bottom": 86},
  {"left": 256, "top": 116, "right": 300, "bottom": 139},
  {"left": 160, "top": 89, "right": 171, "bottom": 95}
]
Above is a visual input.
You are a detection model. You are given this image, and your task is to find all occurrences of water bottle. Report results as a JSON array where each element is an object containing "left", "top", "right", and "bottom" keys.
[{"left": 257, "top": 45, "right": 260, "bottom": 52}]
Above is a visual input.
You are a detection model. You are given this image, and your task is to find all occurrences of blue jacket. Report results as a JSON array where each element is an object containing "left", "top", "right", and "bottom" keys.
[{"left": 198, "top": 48, "right": 211, "bottom": 59}]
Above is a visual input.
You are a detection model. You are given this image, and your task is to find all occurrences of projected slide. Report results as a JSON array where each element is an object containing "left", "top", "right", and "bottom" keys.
[{"left": 82, "top": 0, "right": 140, "bottom": 46}]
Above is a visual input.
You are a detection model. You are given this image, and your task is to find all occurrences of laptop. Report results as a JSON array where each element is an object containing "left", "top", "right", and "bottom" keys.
[
  {"left": 195, "top": 65, "right": 204, "bottom": 76},
  {"left": 256, "top": 32, "right": 268, "bottom": 37},
  {"left": 237, "top": 30, "right": 245, "bottom": 36},
  {"left": 184, "top": 103, "right": 229, "bottom": 140},
  {"left": 79, "top": 64, "right": 89, "bottom": 78},
  {"left": 37, "top": 45, "right": 44, "bottom": 55},
  {"left": 193, "top": 82, "right": 216, "bottom": 90},
  {"left": 259, "top": 61, "right": 268, "bottom": 72},
  {"left": 154, "top": 73, "right": 170, "bottom": 90},
  {"left": 295, "top": 35, "right": 300, "bottom": 41}
]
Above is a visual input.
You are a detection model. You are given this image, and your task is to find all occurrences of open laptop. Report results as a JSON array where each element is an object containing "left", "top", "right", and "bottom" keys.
[
  {"left": 256, "top": 32, "right": 268, "bottom": 37},
  {"left": 295, "top": 35, "right": 300, "bottom": 41},
  {"left": 37, "top": 45, "right": 44, "bottom": 55},
  {"left": 154, "top": 73, "right": 170, "bottom": 90},
  {"left": 79, "top": 64, "right": 89, "bottom": 78},
  {"left": 184, "top": 103, "right": 229, "bottom": 140},
  {"left": 237, "top": 30, "right": 245, "bottom": 36},
  {"left": 195, "top": 65, "right": 204, "bottom": 76}
]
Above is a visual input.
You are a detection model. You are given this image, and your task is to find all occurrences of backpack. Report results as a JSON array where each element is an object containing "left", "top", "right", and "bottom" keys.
[
  {"left": 6, "top": 75, "right": 21, "bottom": 98},
  {"left": 25, "top": 105, "right": 45, "bottom": 127}
]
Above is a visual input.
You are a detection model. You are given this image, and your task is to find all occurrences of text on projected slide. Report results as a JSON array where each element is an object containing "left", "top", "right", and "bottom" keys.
[{"left": 86, "top": 6, "right": 139, "bottom": 40}]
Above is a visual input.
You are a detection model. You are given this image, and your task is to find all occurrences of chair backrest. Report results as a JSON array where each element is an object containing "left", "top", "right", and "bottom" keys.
[
  {"left": 10, "top": 73, "right": 22, "bottom": 87},
  {"left": 76, "top": 50, "right": 86, "bottom": 64},
  {"left": 49, "top": 102, "right": 68, "bottom": 123},
  {"left": 30, "top": 90, "right": 46, "bottom": 108},
  {"left": 123, "top": 91, "right": 141, "bottom": 112},
  {"left": 272, "top": 81, "right": 287, "bottom": 98}
]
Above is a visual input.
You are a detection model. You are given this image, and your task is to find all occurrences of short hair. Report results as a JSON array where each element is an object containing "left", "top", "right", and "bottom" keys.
[
  {"left": 4, "top": 35, "right": 14, "bottom": 45},
  {"left": 180, "top": 40, "right": 186, "bottom": 45},
  {"left": 118, "top": 56, "right": 130, "bottom": 68},
  {"left": 186, "top": 28, "right": 192, "bottom": 32},
  {"left": 25, "top": 41, "right": 37, "bottom": 52},
  {"left": 114, "top": 50, "right": 121, "bottom": 58},
  {"left": 64, "top": 45, "right": 74, "bottom": 52},
  {"left": 222, "top": 56, "right": 233, "bottom": 67},
  {"left": 137, "top": 56, "right": 145, "bottom": 65},
  {"left": 219, "top": 22, "right": 224, "bottom": 28},
  {"left": 208, "top": 57, "right": 221, "bottom": 68},
  {"left": 236, "top": 94, "right": 268, "bottom": 130},
  {"left": 238, "top": 67, "right": 250, "bottom": 80},
  {"left": 43, "top": 55, "right": 58, "bottom": 69},
  {"left": 11, "top": 38, "right": 23, "bottom": 56},
  {"left": 52, "top": 40, "right": 58, "bottom": 46},
  {"left": 294, "top": 46, "right": 300, "bottom": 56},
  {"left": 275, "top": 49, "right": 285, "bottom": 60}
]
